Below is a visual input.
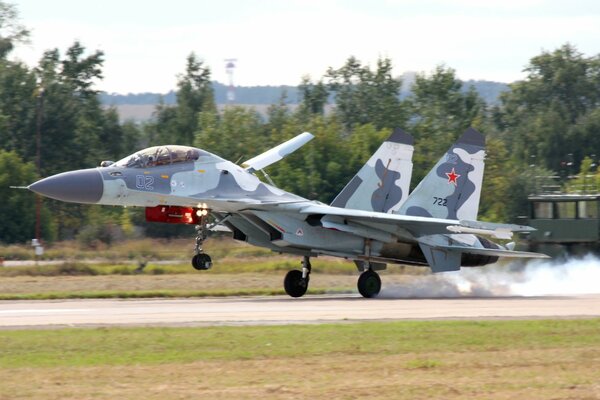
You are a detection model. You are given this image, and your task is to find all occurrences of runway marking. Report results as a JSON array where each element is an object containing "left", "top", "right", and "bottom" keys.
[
  {"left": 0, "top": 309, "right": 92, "bottom": 314},
  {"left": 1, "top": 295, "right": 599, "bottom": 328}
]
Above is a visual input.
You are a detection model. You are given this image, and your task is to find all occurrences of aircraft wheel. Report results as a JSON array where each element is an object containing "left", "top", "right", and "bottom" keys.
[
  {"left": 357, "top": 270, "right": 381, "bottom": 298},
  {"left": 284, "top": 269, "right": 309, "bottom": 298},
  {"left": 192, "top": 253, "right": 212, "bottom": 270}
]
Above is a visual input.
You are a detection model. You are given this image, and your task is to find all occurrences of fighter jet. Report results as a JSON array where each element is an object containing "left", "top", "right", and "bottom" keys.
[{"left": 28, "top": 127, "right": 548, "bottom": 298}]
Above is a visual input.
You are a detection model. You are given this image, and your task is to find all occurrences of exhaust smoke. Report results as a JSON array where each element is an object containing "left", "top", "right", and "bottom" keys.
[{"left": 379, "top": 254, "right": 600, "bottom": 298}]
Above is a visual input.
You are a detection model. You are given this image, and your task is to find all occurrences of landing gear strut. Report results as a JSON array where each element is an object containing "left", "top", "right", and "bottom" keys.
[
  {"left": 357, "top": 264, "right": 381, "bottom": 298},
  {"left": 191, "top": 213, "right": 212, "bottom": 270},
  {"left": 284, "top": 256, "right": 311, "bottom": 297}
]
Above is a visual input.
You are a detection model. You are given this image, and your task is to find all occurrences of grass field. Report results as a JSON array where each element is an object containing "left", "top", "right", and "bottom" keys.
[
  {"left": 0, "top": 238, "right": 429, "bottom": 300},
  {"left": 0, "top": 319, "right": 599, "bottom": 399},
  {"left": 0, "top": 273, "right": 362, "bottom": 299},
  {"left": 0, "top": 237, "right": 274, "bottom": 261},
  {"left": 1, "top": 239, "right": 599, "bottom": 398},
  {"left": 0, "top": 272, "right": 435, "bottom": 300}
]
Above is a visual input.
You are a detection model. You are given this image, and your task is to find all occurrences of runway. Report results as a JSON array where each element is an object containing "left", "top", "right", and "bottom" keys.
[{"left": 1, "top": 294, "right": 599, "bottom": 328}]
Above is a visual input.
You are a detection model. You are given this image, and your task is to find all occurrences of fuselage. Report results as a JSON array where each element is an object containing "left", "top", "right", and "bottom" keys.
[{"left": 28, "top": 144, "right": 499, "bottom": 268}]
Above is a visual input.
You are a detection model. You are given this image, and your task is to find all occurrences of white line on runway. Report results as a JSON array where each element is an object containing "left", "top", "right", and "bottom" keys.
[
  {"left": 1, "top": 294, "right": 599, "bottom": 328},
  {"left": 0, "top": 309, "right": 92, "bottom": 314}
]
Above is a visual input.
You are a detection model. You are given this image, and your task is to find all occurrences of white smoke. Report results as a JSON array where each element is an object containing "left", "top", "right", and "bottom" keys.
[{"left": 379, "top": 254, "right": 600, "bottom": 298}]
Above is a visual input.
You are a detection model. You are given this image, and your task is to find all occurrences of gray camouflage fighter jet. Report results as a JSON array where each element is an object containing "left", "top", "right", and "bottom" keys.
[{"left": 28, "top": 128, "right": 548, "bottom": 298}]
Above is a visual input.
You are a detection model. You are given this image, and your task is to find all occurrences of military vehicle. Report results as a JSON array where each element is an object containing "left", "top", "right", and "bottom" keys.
[{"left": 520, "top": 177, "right": 600, "bottom": 257}]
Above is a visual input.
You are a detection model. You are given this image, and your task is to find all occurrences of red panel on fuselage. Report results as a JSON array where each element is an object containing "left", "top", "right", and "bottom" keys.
[{"left": 145, "top": 206, "right": 199, "bottom": 224}]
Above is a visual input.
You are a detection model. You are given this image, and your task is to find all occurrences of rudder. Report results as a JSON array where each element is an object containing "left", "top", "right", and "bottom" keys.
[
  {"left": 330, "top": 128, "right": 414, "bottom": 213},
  {"left": 398, "top": 127, "right": 486, "bottom": 221}
]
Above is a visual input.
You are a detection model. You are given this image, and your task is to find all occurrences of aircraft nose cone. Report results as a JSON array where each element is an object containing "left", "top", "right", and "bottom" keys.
[{"left": 28, "top": 168, "right": 103, "bottom": 204}]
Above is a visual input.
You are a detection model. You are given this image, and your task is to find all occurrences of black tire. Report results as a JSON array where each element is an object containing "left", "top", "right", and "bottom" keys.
[
  {"left": 357, "top": 270, "right": 381, "bottom": 298},
  {"left": 192, "top": 253, "right": 212, "bottom": 270},
  {"left": 284, "top": 269, "right": 309, "bottom": 298}
]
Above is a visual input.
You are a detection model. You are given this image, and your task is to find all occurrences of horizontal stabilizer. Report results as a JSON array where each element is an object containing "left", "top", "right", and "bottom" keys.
[
  {"left": 242, "top": 132, "right": 314, "bottom": 172},
  {"left": 418, "top": 242, "right": 461, "bottom": 272}
]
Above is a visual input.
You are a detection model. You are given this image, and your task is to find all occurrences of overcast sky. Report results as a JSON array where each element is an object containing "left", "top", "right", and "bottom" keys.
[{"left": 9, "top": 0, "right": 600, "bottom": 94}]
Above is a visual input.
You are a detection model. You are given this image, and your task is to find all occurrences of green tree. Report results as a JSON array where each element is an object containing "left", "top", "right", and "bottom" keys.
[
  {"left": 150, "top": 53, "right": 215, "bottom": 146},
  {"left": 60, "top": 41, "right": 104, "bottom": 97},
  {"left": 478, "top": 138, "right": 513, "bottom": 221},
  {"left": 29, "top": 43, "right": 140, "bottom": 240},
  {"left": 0, "top": 150, "right": 55, "bottom": 243},
  {"left": 297, "top": 76, "right": 328, "bottom": 116},
  {"left": 0, "top": 1, "right": 29, "bottom": 59},
  {"left": 195, "top": 106, "right": 264, "bottom": 162},
  {"left": 0, "top": 60, "right": 37, "bottom": 160},
  {"left": 496, "top": 44, "right": 600, "bottom": 172},
  {"left": 566, "top": 156, "right": 597, "bottom": 193},
  {"left": 264, "top": 92, "right": 292, "bottom": 143},
  {"left": 326, "top": 56, "right": 406, "bottom": 131},
  {"left": 32, "top": 42, "right": 107, "bottom": 175},
  {"left": 405, "top": 65, "right": 485, "bottom": 183},
  {"left": 566, "top": 108, "right": 600, "bottom": 168}
]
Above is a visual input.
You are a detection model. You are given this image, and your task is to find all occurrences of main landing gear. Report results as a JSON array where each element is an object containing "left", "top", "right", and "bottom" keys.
[
  {"left": 191, "top": 215, "right": 212, "bottom": 271},
  {"left": 357, "top": 268, "right": 381, "bottom": 298},
  {"left": 282, "top": 257, "right": 382, "bottom": 298},
  {"left": 284, "top": 256, "right": 311, "bottom": 297}
]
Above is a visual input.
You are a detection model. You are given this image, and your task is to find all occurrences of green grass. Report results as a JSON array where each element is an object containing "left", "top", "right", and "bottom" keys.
[
  {"left": 0, "top": 258, "right": 360, "bottom": 277},
  {"left": 2, "top": 319, "right": 600, "bottom": 399},
  {"left": 0, "top": 237, "right": 273, "bottom": 261},
  {"left": 0, "top": 286, "right": 353, "bottom": 300},
  {"left": 1, "top": 319, "right": 599, "bottom": 368}
]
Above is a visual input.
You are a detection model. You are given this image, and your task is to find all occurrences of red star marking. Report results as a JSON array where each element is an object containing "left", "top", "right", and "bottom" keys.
[{"left": 446, "top": 168, "right": 460, "bottom": 186}]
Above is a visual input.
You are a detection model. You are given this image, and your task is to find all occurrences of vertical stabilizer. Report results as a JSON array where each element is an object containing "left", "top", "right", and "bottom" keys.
[
  {"left": 330, "top": 128, "right": 414, "bottom": 213},
  {"left": 398, "top": 127, "right": 485, "bottom": 220}
]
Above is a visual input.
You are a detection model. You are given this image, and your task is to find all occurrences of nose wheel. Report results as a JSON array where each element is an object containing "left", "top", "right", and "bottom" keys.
[
  {"left": 191, "top": 213, "right": 212, "bottom": 271},
  {"left": 192, "top": 253, "right": 212, "bottom": 270},
  {"left": 284, "top": 256, "right": 311, "bottom": 297}
]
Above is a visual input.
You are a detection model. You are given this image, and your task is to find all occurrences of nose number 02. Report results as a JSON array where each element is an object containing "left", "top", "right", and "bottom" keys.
[{"left": 136, "top": 175, "right": 154, "bottom": 190}]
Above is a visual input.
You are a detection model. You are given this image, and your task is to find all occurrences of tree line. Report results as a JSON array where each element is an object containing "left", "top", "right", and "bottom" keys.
[{"left": 1, "top": 1, "right": 600, "bottom": 245}]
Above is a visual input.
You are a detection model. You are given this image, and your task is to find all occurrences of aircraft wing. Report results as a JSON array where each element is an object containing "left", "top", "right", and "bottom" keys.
[
  {"left": 299, "top": 203, "right": 463, "bottom": 235},
  {"left": 294, "top": 203, "right": 549, "bottom": 272},
  {"left": 242, "top": 132, "right": 314, "bottom": 173},
  {"left": 297, "top": 203, "right": 542, "bottom": 243}
]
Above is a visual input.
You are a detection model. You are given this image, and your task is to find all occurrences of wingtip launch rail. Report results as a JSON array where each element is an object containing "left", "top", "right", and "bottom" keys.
[{"left": 242, "top": 131, "right": 314, "bottom": 173}]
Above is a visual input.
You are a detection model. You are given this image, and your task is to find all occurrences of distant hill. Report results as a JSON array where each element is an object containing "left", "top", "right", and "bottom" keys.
[
  {"left": 100, "top": 76, "right": 510, "bottom": 122},
  {"left": 462, "top": 79, "right": 510, "bottom": 104},
  {"left": 100, "top": 82, "right": 300, "bottom": 106}
]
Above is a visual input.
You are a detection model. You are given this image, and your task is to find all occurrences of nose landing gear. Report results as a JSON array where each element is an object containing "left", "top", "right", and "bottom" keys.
[
  {"left": 192, "top": 252, "right": 212, "bottom": 270},
  {"left": 191, "top": 212, "right": 212, "bottom": 271}
]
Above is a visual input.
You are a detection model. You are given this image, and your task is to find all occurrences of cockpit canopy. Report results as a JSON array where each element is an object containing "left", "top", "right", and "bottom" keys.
[{"left": 114, "top": 146, "right": 213, "bottom": 168}]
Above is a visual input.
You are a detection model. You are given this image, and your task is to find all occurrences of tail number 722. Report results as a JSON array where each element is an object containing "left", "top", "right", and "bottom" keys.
[{"left": 433, "top": 196, "right": 447, "bottom": 206}]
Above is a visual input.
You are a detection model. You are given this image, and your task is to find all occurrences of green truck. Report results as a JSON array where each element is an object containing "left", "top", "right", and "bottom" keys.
[{"left": 520, "top": 192, "right": 600, "bottom": 257}]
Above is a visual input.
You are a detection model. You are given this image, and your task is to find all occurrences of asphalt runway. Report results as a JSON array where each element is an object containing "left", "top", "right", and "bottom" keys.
[{"left": 1, "top": 294, "right": 599, "bottom": 329}]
